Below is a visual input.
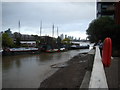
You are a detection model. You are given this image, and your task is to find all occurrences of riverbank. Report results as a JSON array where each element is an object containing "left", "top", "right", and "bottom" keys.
[{"left": 39, "top": 52, "right": 92, "bottom": 88}]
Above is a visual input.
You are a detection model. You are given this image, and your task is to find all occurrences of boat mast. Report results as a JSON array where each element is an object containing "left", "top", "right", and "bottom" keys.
[
  {"left": 57, "top": 26, "right": 59, "bottom": 37},
  {"left": 40, "top": 20, "right": 42, "bottom": 36},
  {"left": 18, "top": 20, "right": 21, "bottom": 38},
  {"left": 52, "top": 24, "right": 54, "bottom": 37},
  {"left": 18, "top": 20, "right": 20, "bottom": 34}
]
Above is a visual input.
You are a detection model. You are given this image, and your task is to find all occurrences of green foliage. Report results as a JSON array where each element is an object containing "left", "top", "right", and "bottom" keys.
[
  {"left": 86, "top": 17, "right": 115, "bottom": 42},
  {"left": 62, "top": 38, "right": 71, "bottom": 44},
  {"left": 86, "top": 16, "right": 120, "bottom": 48},
  {"left": 2, "top": 33, "right": 14, "bottom": 48}
]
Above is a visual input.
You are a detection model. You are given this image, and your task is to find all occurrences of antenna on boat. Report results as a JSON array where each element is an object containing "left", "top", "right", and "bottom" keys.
[{"left": 40, "top": 20, "right": 42, "bottom": 36}]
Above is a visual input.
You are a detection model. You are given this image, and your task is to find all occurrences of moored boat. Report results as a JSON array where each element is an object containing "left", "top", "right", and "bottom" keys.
[
  {"left": 2, "top": 47, "right": 39, "bottom": 56},
  {"left": 9, "top": 48, "right": 38, "bottom": 52},
  {"left": 71, "top": 43, "right": 89, "bottom": 49},
  {"left": 60, "top": 47, "right": 66, "bottom": 51},
  {"left": 46, "top": 49, "right": 59, "bottom": 53}
]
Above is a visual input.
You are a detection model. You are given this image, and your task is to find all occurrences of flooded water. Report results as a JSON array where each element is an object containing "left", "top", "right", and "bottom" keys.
[{"left": 2, "top": 48, "right": 90, "bottom": 88}]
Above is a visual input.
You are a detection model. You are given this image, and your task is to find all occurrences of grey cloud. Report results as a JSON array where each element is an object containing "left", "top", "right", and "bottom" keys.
[
  {"left": 2, "top": 2, "right": 95, "bottom": 38},
  {"left": 2, "top": 2, "right": 95, "bottom": 27}
]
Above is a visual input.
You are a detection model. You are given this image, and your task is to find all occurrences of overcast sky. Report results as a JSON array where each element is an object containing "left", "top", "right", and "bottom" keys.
[{"left": 2, "top": 2, "right": 96, "bottom": 39}]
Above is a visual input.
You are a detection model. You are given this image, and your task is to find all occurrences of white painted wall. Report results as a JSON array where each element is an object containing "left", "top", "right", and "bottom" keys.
[{"left": 89, "top": 46, "right": 108, "bottom": 89}]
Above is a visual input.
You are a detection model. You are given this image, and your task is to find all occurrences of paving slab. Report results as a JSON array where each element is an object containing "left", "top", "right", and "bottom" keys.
[{"left": 105, "top": 57, "right": 120, "bottom": 89}]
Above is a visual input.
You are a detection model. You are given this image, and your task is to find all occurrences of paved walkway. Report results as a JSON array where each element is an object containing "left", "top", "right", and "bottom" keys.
[{"left": 105, "top": 57, "right": 120, "bottom": 89}]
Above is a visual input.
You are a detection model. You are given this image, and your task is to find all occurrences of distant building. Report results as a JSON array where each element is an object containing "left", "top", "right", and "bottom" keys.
[
  {"left": 20, "top": 41, "right": 36, "bottom": 47},
  {"left": 20, "top": 34, "right": 37, "bottom": 47},
  {"left": 67, "top": 36, "right": 73, "bottom": 40},
  {"left": 68, "top": 36, "right": 70, "bottom": 39},
  {"left": 65, "top": 34, "right": 67, "bottom": 39},
  {"left": 19, "top": 36, "right": 56, "bottom": 47},
  {"left": 71, "top": 36, "right": 74, "bottom": 40},
  {"left": 60, "top": 34, "right": 64, "bottom": 40},
  {"left": 20, "top": 34, "right": 36, "bottom": 41},
  {"left": 40, "top": 36, "right": 54, "bottom": 45},
  {"left": 12, "top": 33, "right": 37, "bottom": 47}
]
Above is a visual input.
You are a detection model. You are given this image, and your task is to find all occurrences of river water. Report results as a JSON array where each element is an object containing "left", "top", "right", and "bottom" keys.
[{"left": 2, "top": 44, "right": 92, "bottom": 88}]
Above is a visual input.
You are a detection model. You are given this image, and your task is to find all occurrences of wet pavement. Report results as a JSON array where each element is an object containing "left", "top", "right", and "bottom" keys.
[{"left": 105, "top": 57, "right": 120, "bottom": 89}]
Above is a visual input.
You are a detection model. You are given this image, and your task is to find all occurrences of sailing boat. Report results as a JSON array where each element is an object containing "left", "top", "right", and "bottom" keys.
[
  {"left": 46, "top": 25, "right": 66, "bottom": 52},
  {"left": 46, "top": 24, "right": 59, "bottom": 52}
]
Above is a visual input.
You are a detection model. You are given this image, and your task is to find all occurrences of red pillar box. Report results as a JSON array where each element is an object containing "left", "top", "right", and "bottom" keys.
[{"left": 102, "top": 37, "right": 112, "bottom": 67}]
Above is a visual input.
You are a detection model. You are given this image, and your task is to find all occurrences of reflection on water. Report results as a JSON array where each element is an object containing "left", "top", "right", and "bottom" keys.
[{"left": 2, "top": 49, "right": 90, "bottom": 88}]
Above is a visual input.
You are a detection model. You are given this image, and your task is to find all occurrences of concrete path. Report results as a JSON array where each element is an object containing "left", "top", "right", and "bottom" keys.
[{"left": 105, "top": 57, "right": 120, "bottom": 89}]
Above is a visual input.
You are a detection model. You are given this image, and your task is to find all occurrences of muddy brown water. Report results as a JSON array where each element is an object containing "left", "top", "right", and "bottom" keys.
[{"left": 2, "top": 49, "right": 90, "bottom": 88}]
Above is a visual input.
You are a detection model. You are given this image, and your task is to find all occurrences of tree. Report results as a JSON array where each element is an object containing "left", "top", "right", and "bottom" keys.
[
  {"left": 61, "top": 38, "right": 71, "bottom": 49},
  {"left": 2, "top": 33, "right": 14, "bottom": 48},
  {"left": 86, "top": 17, "right": 115, "bottom": 43},
  {"left": 62, "top": 38, "right": 71, "bottom": 44},
  {"left": 86, "top": 16, "right": 120, "bottom": 48}
]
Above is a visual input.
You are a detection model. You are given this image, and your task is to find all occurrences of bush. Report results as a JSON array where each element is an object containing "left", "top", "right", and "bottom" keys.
[{"left": 86, "top": 17, "right": 120, "bottom": 49}]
